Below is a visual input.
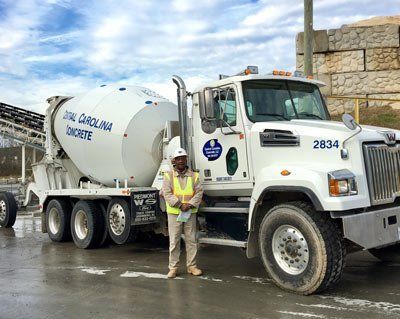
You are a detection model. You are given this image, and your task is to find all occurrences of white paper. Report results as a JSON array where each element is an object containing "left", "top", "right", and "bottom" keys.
[{"left": 177, "top": 209, "right": 192, "bottom": 222}]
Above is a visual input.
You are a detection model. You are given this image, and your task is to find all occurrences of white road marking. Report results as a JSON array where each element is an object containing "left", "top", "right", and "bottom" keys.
[
  {"left": 80, "top": 267, "right": 111, "bottom": 275},
  {"left": 233, "top": 275, "right": 271, "bottom": 285},
  {"left": 277, "top": 311, "right": 326, "bottom": 318},
  {"left": 120, "top": 271, "right": 183, "bottom": 279},
  {"left": 199, "top": 276, "right": 223, "bottom": 282},
  {"left": 319, "top": 295, "right": 400, "bottom": 314},
  {"left": 296, "top": 303, "right": 348, "bottom": 311}
]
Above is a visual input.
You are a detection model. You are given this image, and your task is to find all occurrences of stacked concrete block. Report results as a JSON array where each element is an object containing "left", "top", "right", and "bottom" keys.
[{"left": 296, "top": 20, "right": 400, "bottom": 115}]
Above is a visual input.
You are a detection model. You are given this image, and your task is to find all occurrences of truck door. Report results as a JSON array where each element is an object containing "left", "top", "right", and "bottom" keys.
[{"left": 193, "top": 85, "right": 250, "bottom": 185}]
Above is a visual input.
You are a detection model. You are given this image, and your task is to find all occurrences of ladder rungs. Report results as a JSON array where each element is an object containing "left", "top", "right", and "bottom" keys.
[
  {"left": 199, "top": 207, "right": 249, "bottom": 214},
  {"left": 198, "top": 237, "right": 247, "bottom": 248}
]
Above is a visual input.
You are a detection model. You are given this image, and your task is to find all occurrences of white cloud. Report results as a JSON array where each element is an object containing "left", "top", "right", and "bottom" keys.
[{"left": 0, "top": 0, "right": 399, "bottom": 111}]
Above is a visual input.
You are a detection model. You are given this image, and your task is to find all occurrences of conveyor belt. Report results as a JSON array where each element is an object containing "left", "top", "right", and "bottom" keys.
[
  {"left": 0, "top": 102, "right": 46, "bottom": 150},
  {"left": 0, "top": 102, "right": 44, "bottom": 132}
]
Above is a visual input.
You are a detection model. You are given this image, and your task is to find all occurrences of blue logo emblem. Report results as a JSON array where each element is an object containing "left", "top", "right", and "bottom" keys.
[{"left": 203, "top": 139, "right": 223, "bottom": 161}]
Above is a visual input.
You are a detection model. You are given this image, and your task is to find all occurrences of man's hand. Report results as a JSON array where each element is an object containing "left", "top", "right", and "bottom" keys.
[{"left": 180, "top": 203, "right": 192, "bottom": 212}]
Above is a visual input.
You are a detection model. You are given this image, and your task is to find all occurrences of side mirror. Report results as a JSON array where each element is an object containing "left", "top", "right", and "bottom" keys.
[
  {"left": 342, "top": 114, "right": 357, "bottom": 131},
  {"left": 200, "top": 88, "right": 216, "bottom": 120}
]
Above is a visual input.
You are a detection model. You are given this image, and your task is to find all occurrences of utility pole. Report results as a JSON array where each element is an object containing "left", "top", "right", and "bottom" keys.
[{"left": 304, "top": 0, "right": 313, "bottom": 76}]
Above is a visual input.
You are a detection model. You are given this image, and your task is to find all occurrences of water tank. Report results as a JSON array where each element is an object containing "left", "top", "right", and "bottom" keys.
[{"left": 53, "top": 84, "right": 178, "bottom": 187}]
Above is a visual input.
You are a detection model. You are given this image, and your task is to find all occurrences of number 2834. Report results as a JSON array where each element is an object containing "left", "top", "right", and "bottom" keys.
[{"left": 313, "top": 140, "right": 339, "bottom": 149}]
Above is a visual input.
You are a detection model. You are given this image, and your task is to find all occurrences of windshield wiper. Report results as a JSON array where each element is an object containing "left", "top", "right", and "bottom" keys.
[
  {"left": 256, "top": 113, "right": 289, "bottom": 120},
  {"left": 297, "top": 112, "right": 323, "bottom": 120}
]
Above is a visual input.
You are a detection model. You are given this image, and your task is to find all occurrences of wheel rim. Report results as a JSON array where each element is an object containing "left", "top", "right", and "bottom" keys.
[
  {"left": 109, "top": 203, "right": 126, "bottom": 236},
  {"left": 48, "top": 208, "right": 61, "bottom": 234},
  {"left": 272, "top": 225, "right": 309, "bottom": 275},
  {"left": 75, "top": 210, "right": 88, "bottom": 240},
  {"left": 0, "top": 200, "right": 6, "bottom": 222}
]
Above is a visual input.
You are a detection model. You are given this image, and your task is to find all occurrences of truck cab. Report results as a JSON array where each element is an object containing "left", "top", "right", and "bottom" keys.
[{"left": 168, "top": 66, "right": 400, "bottom": 294}]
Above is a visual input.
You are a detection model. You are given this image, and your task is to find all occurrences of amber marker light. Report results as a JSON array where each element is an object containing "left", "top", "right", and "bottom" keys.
[
  {"left": 273, "top": 70, "right": 279, "bottom": 75},
  {"left": 281, "top": 170, "right": 291, "bottom": 176}
]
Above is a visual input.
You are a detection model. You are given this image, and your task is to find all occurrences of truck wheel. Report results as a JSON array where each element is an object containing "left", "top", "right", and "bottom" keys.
[
  {"left": 71, "top": 200, "right": 105, "bottom": 249},
  {"left": 369, "top": 244, "right": 400, "bottom": 262},
  {"left": 107, "top": 198, "right": 137, "bottom": 245},
  {"left": 46, "top": 199, "right": 72, "bottom": 242},
  {"left": 258, "top": 201, "right": 346, "bottom": 295},
  {"left": 0, "top": 192, "right": 17, "bottom": 228}
]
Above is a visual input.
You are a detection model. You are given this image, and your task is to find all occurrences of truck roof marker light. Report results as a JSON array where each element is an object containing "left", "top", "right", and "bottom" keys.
[
  {"left": 281, "top": 170, "right": 291, "bottom": 176},
  {"left": 306, "top": 75, "right": 313, "bottom": 79},
  {"left": 273, "top": 70, "right": 279, "bottom": 75},
  {"left": 239, "top": 133, "right": 245, "bottom": 140},
  {"left": 286, "top": 72, "right": 292, "bottom": 76},
  {"left": 154, "top": 102, "right": 158, "bottom": 106},
  {"left": 123, "top": 133, "right": 128, "bottom": 137},
  {"left": 130, "top": 176, "right": 134, "bottom": 179},
  {"left": 279, "top": 71, "right": 286, "bottom": 76},
  {"left": 119, "top": 87, "right": 126, "bottom": 91}
]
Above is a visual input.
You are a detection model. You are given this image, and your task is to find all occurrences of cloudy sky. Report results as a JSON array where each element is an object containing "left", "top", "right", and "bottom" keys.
[{"left": 0, "top": 0, "right": 399, "bottom": 113}]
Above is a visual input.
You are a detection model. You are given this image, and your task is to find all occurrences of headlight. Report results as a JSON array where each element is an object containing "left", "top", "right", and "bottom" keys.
[{"left": 328, "top": 169, "right": 358, "bottom": 197}]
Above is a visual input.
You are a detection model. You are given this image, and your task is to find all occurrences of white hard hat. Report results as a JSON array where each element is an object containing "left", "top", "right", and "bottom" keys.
[{"left": 173, "top": 147, "right": 187, "bottom": 159}]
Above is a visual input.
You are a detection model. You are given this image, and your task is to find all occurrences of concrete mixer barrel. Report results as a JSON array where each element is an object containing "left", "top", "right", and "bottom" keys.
[{"left": 52, "top": 85, "right": 178, "bottom": 187}]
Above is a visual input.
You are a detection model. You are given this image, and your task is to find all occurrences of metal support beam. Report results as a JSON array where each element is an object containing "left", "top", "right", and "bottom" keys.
[
  {"left": 304, "top": 0, "right": 313, "bottom": 76},
  {"left": 22, "top": 144, "right": 26, "bottom": 184}
]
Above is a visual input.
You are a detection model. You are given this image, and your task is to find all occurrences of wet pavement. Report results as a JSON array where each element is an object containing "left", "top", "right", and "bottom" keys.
[{"left": 1, "top": 214, "right": 400, "bottom": 319}]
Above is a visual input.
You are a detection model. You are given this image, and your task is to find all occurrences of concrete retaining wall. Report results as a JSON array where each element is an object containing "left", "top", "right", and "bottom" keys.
[{"left": 296, "top": 22, "right": 400, "bottom": 115}]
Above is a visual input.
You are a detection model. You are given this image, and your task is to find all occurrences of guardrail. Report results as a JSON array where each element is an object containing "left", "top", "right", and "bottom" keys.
[{"left": 326, "top": 96, "right": 400, "bottom": 123}]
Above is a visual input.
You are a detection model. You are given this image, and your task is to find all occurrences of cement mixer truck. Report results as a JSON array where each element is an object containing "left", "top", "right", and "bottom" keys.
[{"left": 1, "top": 66, "right": 400, "bottom": 295}]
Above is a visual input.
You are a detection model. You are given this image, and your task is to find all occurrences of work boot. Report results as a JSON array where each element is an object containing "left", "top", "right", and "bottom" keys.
[
  {"left": 167, "top": 268, "right": 178, "bottom": 279},
  {"left": 187, "top": 266, "right": 203, "bottom": 276}
]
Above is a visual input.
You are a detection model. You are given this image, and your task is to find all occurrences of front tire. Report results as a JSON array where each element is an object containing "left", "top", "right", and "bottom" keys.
[
  {"left": 369, "top": 244, "right": 400, "bottom": 262},
  {"left": 71, "top": 200, "right": 105, "bottom": 249},
  {"left": 258, "top": 201, "right": 346, "bottom": 295},
  {"left": 46, "top": 199, "right": 72, "bottom": 242},
  {"left": 0, "top": 192, "right": 17, "bottom": 228}
]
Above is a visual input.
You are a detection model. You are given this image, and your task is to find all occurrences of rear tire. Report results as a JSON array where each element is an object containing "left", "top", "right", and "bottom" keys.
[
  {"left": 369, "top": 244, "right": 400, "bottom": 262},
  {"left": 107, "top": 198, "right": 137, "bottom": 245},
  {"left": 71, "top": 200, "right": 105, "bottom": 249},
  {"left": 258, "top": 201, "right": 346, "bottom": 295},
  {"left": 46, "top": 199, "right": 72, "bottom": 242},
  {"left": 0, "top": 192, "right": 18, "bottom": 228}
]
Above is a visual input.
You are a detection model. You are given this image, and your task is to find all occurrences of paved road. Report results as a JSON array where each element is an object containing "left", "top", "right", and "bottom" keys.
[{"left": 1, "top": 214, "right": 400, "bottom": 319}]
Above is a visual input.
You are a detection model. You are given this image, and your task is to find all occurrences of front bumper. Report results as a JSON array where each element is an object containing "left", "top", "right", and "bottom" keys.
[{"left": 336, "top": 206, "right": 400, "bottom": 249}]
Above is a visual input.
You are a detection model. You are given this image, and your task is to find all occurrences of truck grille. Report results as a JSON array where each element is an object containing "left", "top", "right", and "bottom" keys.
[{"left": 363, "top": 143, "right": 400, "bottom": 205}]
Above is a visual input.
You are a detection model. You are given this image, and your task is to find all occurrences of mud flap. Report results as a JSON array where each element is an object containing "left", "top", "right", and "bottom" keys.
[{"left": 130, "top": 190, "right": 160, "bottom": 225}]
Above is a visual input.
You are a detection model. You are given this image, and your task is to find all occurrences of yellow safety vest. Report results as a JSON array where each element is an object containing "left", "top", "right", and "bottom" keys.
[{"left": 164, "top": 171, "right": 199, "bottom": 214}]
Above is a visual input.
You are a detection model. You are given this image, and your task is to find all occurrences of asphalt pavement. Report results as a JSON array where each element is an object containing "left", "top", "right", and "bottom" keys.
[{"left": 1, "top": 214, "right": 400, "bottom": 319}]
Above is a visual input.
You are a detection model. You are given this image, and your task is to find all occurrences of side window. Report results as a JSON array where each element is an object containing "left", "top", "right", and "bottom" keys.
[
  {"left": 226, "top": 147, "right": 238, "bottom": 176},
  {"left": 216, "top": 88, "right": 237, "bottom": 127}
]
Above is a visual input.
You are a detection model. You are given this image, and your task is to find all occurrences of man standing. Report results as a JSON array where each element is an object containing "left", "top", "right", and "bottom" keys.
[{"left": 162, "top": 147, "right": 203, "bottom": 279}]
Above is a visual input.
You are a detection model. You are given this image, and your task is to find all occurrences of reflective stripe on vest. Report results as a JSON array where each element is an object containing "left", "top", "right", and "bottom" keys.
[{"left": 164, "top": 171, "right": 199, "bottom": 214}]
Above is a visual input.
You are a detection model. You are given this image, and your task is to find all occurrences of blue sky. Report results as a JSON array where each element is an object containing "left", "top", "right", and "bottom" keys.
[{"left": 0, "top": 0, "right": 399, "bottom": 112}]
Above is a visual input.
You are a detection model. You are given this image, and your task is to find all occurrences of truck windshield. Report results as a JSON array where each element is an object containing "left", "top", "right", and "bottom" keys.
[{"left": 242, "top": 80, "right": 329, "bottom": 122}]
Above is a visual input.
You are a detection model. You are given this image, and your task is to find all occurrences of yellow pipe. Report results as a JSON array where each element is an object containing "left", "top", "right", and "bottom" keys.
[{"left": 354, "top": 98, "right": 359, "bottom": 123}]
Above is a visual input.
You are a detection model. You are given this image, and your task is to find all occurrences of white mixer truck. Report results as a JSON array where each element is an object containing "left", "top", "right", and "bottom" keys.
[{"left": 1, "top": 66, "right": 400, "bottom": 295}]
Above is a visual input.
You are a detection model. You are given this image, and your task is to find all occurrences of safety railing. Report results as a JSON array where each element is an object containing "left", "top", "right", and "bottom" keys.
[{"left": 326, "top": 96, "right": 400, "bottom": 123}]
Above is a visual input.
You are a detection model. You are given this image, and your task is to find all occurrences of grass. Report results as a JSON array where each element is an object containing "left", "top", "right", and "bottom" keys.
[{"left": 331, "top": 106, "right": 400, "bottom": 130}]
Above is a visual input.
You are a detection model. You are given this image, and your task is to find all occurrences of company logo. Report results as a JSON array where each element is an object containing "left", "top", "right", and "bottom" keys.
[
  {"left": 134, "top": 198, "right": 157, "bottom": 206},
  {"left": 380, "top": 131, "right": 397, "bottom": 145}
]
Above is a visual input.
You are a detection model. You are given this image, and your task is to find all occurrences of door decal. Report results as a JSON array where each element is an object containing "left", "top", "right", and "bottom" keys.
[{"left": 203, "top": 139, "right": 223, "bottom": 161}]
